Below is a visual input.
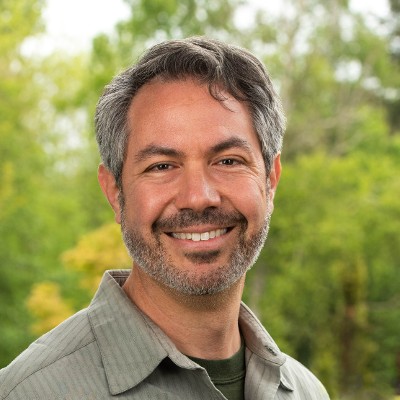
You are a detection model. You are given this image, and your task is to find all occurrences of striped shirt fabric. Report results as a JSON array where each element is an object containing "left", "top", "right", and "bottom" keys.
[{"left": 0, "top": 270, "right": 330, "bottom": 399}]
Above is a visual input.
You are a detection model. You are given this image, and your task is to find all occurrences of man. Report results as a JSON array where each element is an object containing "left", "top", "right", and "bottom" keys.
[{"left": 0, "top": 37, "right": 329, "bottom": 399}]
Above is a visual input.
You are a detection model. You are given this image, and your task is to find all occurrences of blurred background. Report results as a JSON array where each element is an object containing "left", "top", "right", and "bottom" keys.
[{"left": 0, "top": 0, "right": 399, "bottom": 398}]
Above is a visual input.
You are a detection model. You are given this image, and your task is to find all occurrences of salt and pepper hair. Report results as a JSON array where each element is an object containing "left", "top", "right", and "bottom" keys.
[{"left": 95, "top": 36, "right": 285, "bottom": 188}]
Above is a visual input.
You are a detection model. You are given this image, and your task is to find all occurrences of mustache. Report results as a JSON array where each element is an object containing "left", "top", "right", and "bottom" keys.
[{"left": 153, "top": 209, "right": 247, "bottom": 231}]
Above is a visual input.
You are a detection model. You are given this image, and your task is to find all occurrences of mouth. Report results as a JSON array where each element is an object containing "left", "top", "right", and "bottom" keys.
[{"left": 167, "top": 227, "right": 232, "bottom": 242}]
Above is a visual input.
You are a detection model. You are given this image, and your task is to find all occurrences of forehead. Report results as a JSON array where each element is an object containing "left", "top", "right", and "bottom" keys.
[{"left": 126, "top": 79, "right": 261, "bottom": 153}]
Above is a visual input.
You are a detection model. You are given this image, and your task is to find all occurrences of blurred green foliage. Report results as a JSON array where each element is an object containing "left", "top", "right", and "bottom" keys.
[{"left": 0, "top": 0, "right": 399, "bottom": 398}]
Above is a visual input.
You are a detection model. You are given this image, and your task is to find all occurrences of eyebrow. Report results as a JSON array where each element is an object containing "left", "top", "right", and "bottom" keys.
[
  {"left": 134, "top": 136, "right": 253, "bottom": 163},
  {"left": 134, "top": 145, "right": 184, "bottom": 163},
  {"left": 209, "top": 137, "right": 253, "bottom": 155}
]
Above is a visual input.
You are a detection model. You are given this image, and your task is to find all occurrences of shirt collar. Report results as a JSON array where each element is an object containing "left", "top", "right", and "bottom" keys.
[
  {"left": 87, "top": 270, "right": 169, "bottom": 395},
  {"left": 88, "top": 270, "right": 294, "bottom": 395},
  {"left": 239, "top": 303, "right": 294, "bottom": 392},
  {"left": 239, "top": 302, "right": 285, "bottom": 364}
]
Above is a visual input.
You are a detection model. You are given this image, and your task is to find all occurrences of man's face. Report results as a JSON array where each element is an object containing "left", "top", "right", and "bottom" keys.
[{"left": 102, "top": 79, "right": 280, "bottom": 295}]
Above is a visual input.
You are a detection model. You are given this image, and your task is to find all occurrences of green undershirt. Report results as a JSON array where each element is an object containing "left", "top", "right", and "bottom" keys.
[{"left": 188, "top": 341, "right": 246, "bottom": 400}]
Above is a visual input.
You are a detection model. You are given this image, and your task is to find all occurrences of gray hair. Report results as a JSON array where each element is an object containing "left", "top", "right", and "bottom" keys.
[{"left": 95, "top": 36, "right": 285, "bottom": 187}]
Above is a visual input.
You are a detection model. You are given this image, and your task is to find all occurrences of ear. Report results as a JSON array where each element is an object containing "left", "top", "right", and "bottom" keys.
[
  {"left": 98, "top": 164, "right": 122, "bottom": 224},
  {"left": 267, "top": 154, "right": 282, "bottom": 208}
]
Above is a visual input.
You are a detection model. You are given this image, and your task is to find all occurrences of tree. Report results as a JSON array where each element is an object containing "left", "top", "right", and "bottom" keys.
[
  {"left": 0, "top": 0, "right": 105, "bottom": 366},
  {"left": 244, "top": 135, "right": 400, "bottom": 396},
  {"left": 26, "top": 223, "right": 131, "bottom": 336},
  {"left": 0, "top": 0, "right": 47, "bottom": 365},
  {"left": 240, "top": 0, "right": 400, "bottom": 159}
]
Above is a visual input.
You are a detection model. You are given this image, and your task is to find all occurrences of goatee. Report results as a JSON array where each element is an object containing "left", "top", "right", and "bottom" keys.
[{"left": 120, "top": 206, "right": 271, "bottom": 296}]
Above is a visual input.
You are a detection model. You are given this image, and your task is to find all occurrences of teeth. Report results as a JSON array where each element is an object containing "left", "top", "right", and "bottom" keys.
[
  {"left": 171, "top": 228, "right": 227, "bottom": 241},
  {"left": 192, "top": 233, "right": 201, "bottom": 241},
  {"left": 200, "top": 232, "right": 209, "bottom": 240}
]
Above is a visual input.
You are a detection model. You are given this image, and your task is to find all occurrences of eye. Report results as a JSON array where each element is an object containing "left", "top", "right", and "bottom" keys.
[
  {"left": 146, "top": 163, "right": 174, "bottom": 172},
  {"left": 218, "top": 158, "right": 241, "bottom": 166},
  {"left": 154, "top": 163, "right": 171, "bottom": 170}
]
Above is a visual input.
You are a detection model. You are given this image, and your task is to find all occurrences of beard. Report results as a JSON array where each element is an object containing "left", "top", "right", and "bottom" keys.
[{"left": 120, "top": 203, "right": 271, "bottom": 296}]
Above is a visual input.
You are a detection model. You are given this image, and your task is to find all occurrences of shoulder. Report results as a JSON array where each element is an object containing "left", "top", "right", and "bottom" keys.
[
  {"left": 0, "top": 308, "right": 96, "bottom": 399},
  {"left": 281, "top": 354, "right": 330, "bottom": 399}
]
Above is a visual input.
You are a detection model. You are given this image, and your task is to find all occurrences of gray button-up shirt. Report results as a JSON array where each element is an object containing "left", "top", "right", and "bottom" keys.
[{"left": 0, "top": 270, "right": 330, "bottom": 399}]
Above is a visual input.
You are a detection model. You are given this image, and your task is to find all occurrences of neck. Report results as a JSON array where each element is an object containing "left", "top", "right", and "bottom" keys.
[{"left": 123, "top": 265, "right": 245, "bottom": 360}]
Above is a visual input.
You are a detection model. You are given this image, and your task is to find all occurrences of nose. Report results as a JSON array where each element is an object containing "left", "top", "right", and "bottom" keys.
[{"left": 174, "top": 167, "right": 221, "bottom": 212}]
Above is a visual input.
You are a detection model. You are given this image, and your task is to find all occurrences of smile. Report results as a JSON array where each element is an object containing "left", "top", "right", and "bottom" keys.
[{"left": 170, "top": 228, "right": 228, "bottom": 242}]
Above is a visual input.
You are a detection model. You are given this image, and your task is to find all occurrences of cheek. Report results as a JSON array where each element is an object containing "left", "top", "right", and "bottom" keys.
[
  {"left": 227, "top": 178, "right": 268, "bottom": 225},
  {"left": 124, "top": 184, "right": 173, "bottom": 229}
]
